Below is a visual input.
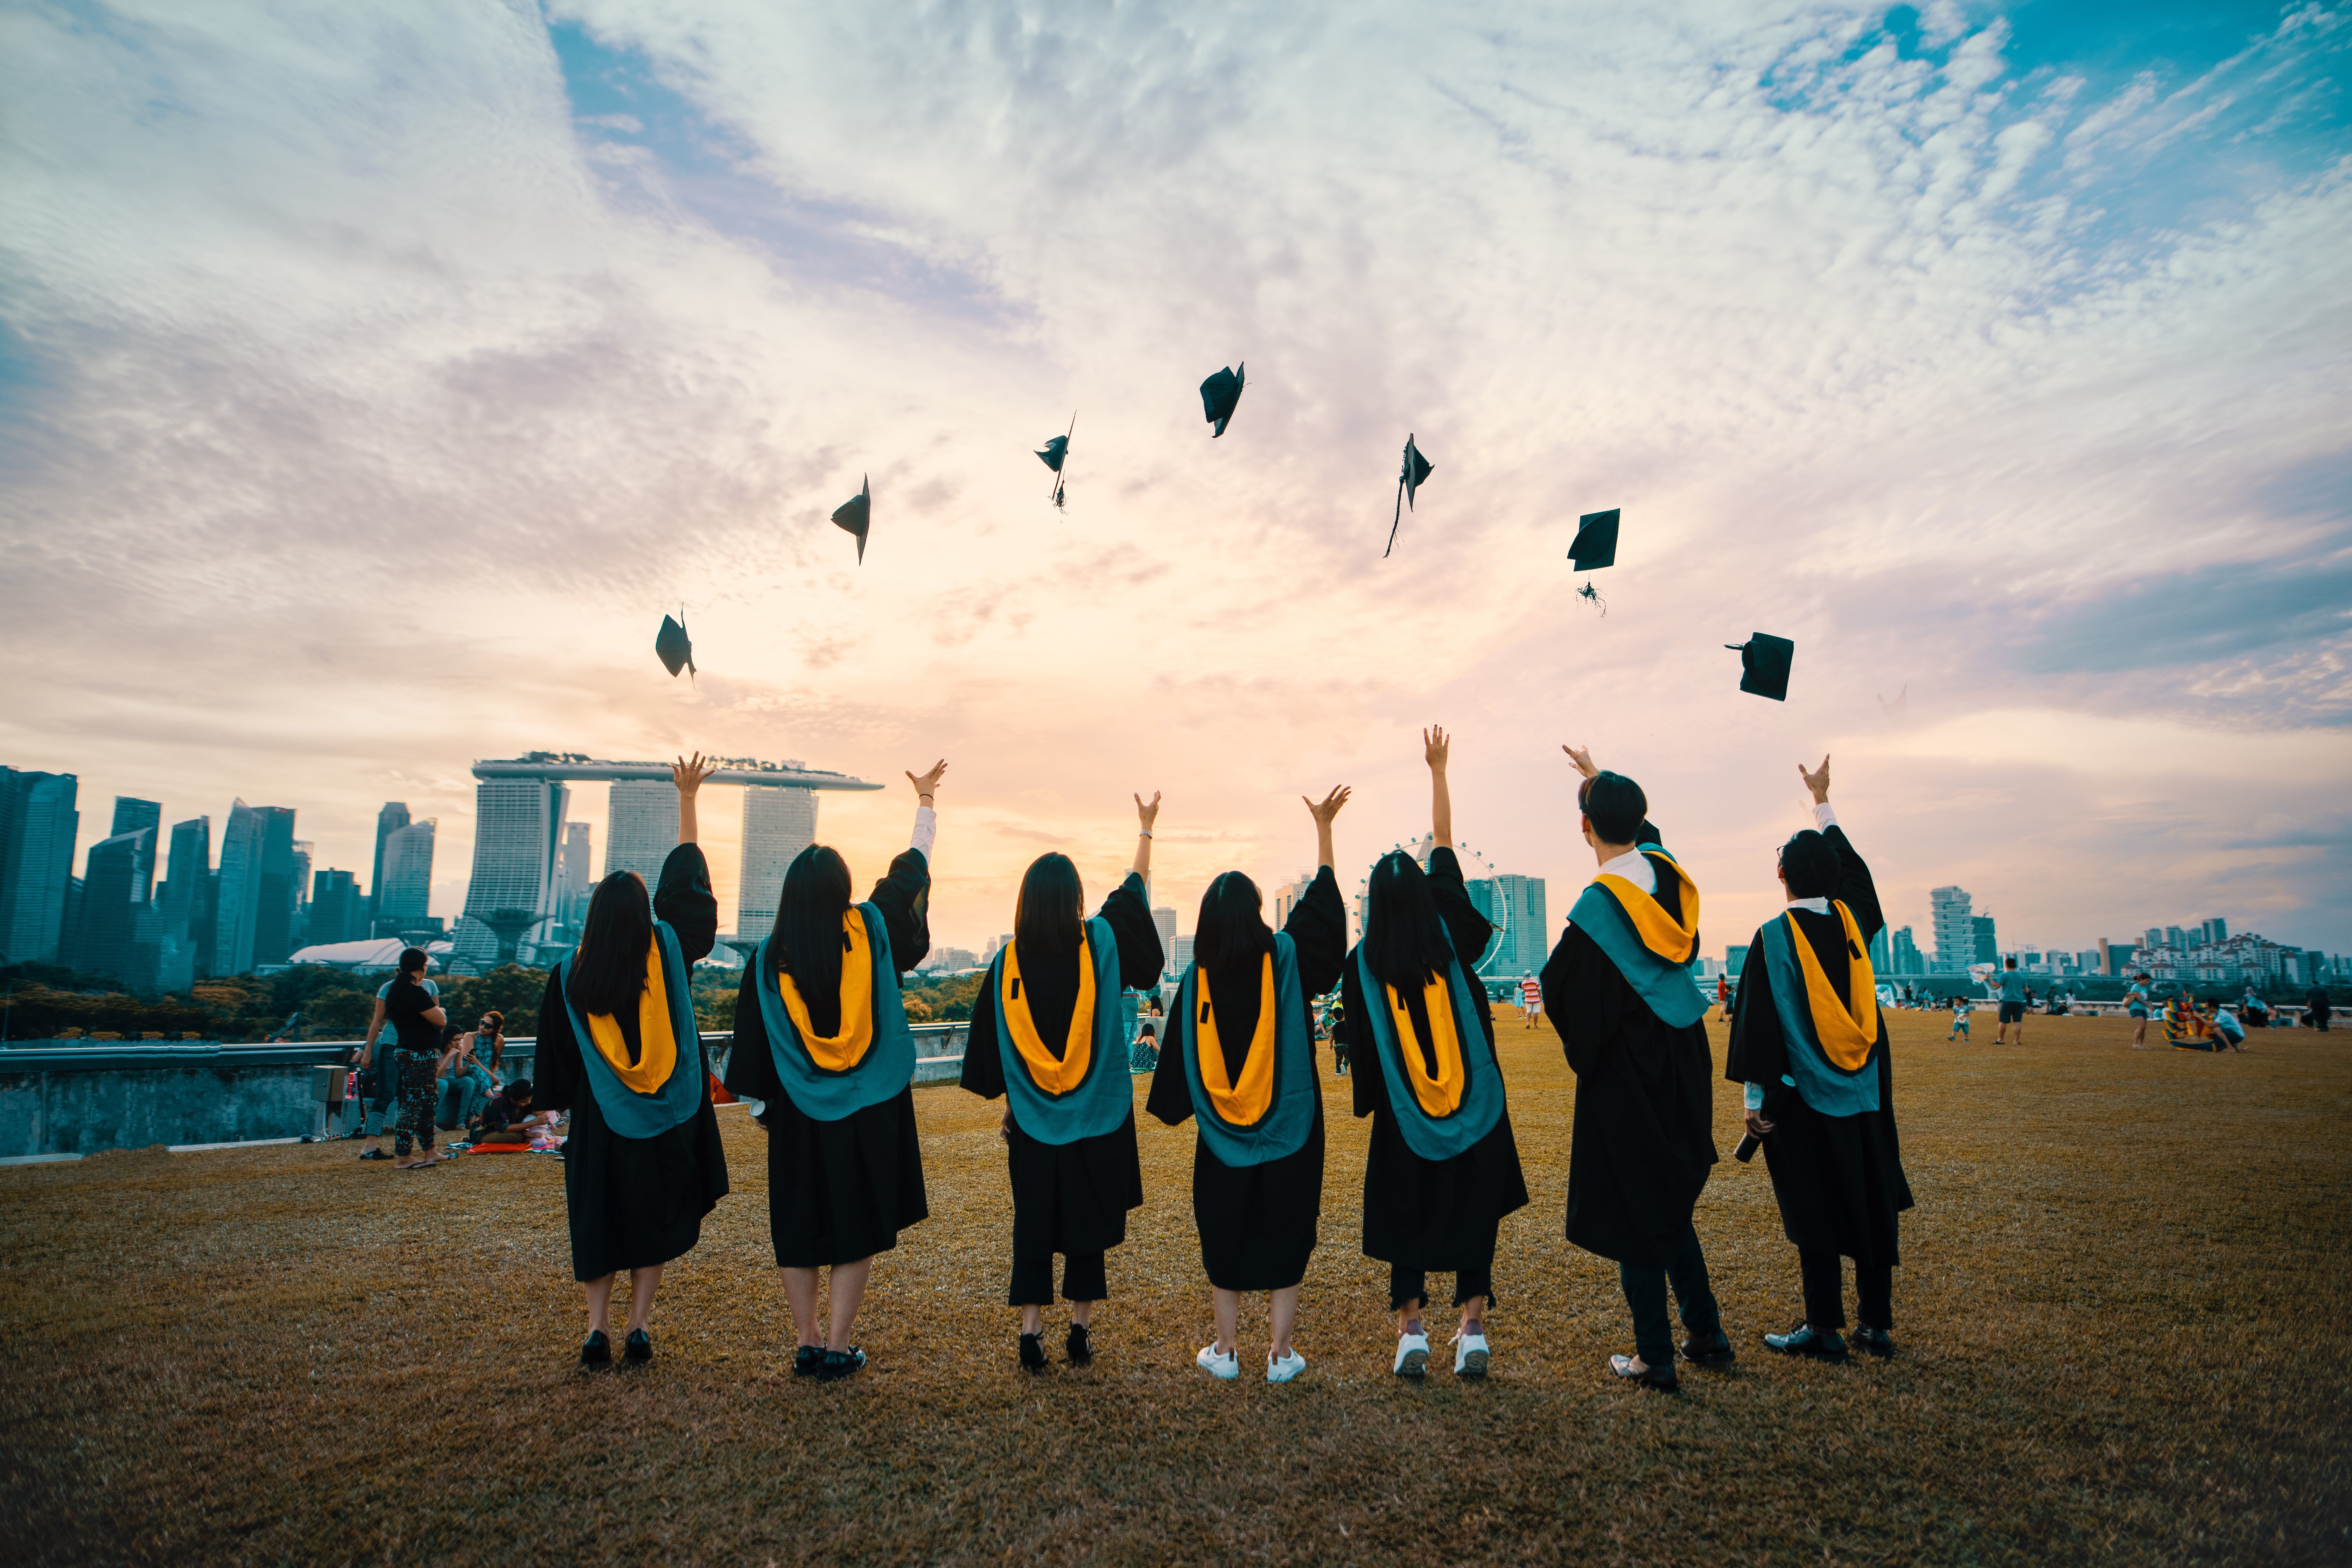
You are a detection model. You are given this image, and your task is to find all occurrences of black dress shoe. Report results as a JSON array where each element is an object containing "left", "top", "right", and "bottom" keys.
[
  {"left": 1066, "top": 1323, "right": 1093, "bottom": 1367},
  {"left": 1679, "top": 1330, "right": 1736, "bottom": 1366},
  {"left": 792, "top": 1345, "right": 821, "bottom": 1377},
  {"left": 580, "top": 1330, "right": 612, "bottom": 1368},
  {"left": 1018, "top": 1332, "right": 1048, "bottom": 1372},
  {"left": 624, "top": 1329, "right": 653, "bottom": 1365},
  {"left": 1850, "top": 1325, "right": 1896, "bottom": 1359},
  {"left": 1762, "top": 1323, "right": 1849, "bottom": 1360},
  {"left": 1608, "top": 1353, "right": 1679, "bottom": 1392},
  {"left": 818, "top": 1346, "right": 866, "bottom": 1382}
]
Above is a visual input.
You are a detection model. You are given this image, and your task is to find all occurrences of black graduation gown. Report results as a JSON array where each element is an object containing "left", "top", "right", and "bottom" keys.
[
  {"left": 1724, "top": 824, "right": 1914, "bottom": 1268},
  {"left": 960, "top": 872, "right": 1163, "bottom": 1264},
  {"left": 1541, "top": 822, "right": 1719, "bottom": 1269},
  {"left": 723, "top": 847, "right": 933, "bottom": 1268},
  {"left": 1335, "top": 848, "right": 1531, "bottom": 1272},
  {"left": 1145, "top": 867, "right": 1346, "bottom": 1291},
  {"left": 536, "top": 844, "right": 731, "bottom": 1283}
]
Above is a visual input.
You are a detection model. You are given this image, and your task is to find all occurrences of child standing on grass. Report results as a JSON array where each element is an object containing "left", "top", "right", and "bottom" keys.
[{"left": 1947, "top": 997, "right": 1969, "bottom": 1041}]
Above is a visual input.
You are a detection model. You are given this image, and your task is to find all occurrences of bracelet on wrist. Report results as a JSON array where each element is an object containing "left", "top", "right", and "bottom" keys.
[{"left": 1138, "top": 830, "right": 1152, "bottom": 839}]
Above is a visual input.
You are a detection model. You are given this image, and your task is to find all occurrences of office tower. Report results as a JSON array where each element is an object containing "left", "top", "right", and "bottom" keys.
[
  {"left": 2202, "top": 917, "right": 2227, "bottom": 945},
  {"left": 1867, "top": 926, "right": 1890, "bottom": 971},
  {"left": 462, "top": 776, "right": 573, "bottom": 954},
  {"left": 558, "top": 822, "right": 593, "bottom": 925},
  {"left": 737, "top": 785, "right": 819, "bottom": 940},
  {"left": 1726, "top": 944, "right": 1749, "bottom": 977},
  {"left": 1890, "top": 927, "right": 1923, "bottom": 973},
  {"left": 309, "top": 868, "right": 364, "bottom": 945},
  {"left": 213, "top": 801, "right": 298, "bottom": 974},
  {"left": 1929, "top": 886, "right": 1973, "bottom": 971},
  {"left": 1464, "top": 874, "right": 1548, "bottom": 975},
  {"left": 0, "top": 768, "right": 80, "bottom": 966},
  {"left": 1271, "top": 874, "right": 1317, "bottom": 932},
  {"left": 110, "top": 797, "right": 162, "bottom": 902},
  {"left": 369, "top": 802, "right": 411, "bottom": 921},
  {"left": 289, "top": 839, "right": 313, "bottom": 938},
  {"left": 1152, "top": 906, "right": 1177, "bottom": 973},
  {"left": 604, "top": 780, "right": 678, "bottom": 885},
  {"left": 1972, "top": 914, "right": 1998, "bottom": 966},
  {"left": 1173, "top": 934, "right": 1195, "bottom": 972},
  {"left": 70, "top": 828, "right": 152, "bottom": 983},
  {"left": 375, "top": 820, "right": 436, "bottom": 934},
  {"left": 156, "top": 816, "right": 210, "bottom": 983}
]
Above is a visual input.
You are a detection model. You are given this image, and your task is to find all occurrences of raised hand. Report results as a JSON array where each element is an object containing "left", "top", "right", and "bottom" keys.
[
  {"left": 1135, "top": 791, "right": 1162, "bottom": 832},
  {"left": 1798, "top": 754, "right": 1830, "bottom": 804},
  {"left": 671, "top": 752, "right": 719, "bottom": 794},
  {"left": 1561, "top": 743, "right": 1597, "bottom": 779},
  {"left": 1302, "top": 785, "right": 1352, "bottom": 826},
  {"left": 907, "top": 759, "right": 948, "bottom": 799},
  {"left": 1423, "top": 725, "right": 1450, "bottom": 771}
]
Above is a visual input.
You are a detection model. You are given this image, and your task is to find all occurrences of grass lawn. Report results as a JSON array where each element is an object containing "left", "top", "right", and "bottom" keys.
[{"left": 2, "top": 1010, "right": 2346, "bottom": 1564}]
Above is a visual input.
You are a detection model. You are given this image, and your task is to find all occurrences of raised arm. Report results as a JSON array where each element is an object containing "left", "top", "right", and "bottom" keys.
[
  {"left": 1303, "top": 785, "right": 1350, "bottom": 871},
  {"left": 906, "top": 758, "right": 946, "bottom": 860},
  {"left": 1424, "top": 726, "right": 1453, "bottom": 848},
  {"left": 1132, "top": 791, "right": 1161, "bottom": 881},
  {"left": 671, "top": 752, "right": 719, "bottom": 844}
]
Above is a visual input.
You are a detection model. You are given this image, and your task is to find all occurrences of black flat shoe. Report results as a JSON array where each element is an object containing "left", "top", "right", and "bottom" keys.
[
  {"left": 1679, "top": 1330, "right": 1736, "bottom": 1366},
  {"left": 580, "top": 1330, "right": 612, "bottom": 1368},
  {"left": 358, "top": 1150, "right": 388, "bottom": 1161},
  {"left": 1018, "top": 1332, "right": 1048, "bottom": 1373},
  {"left": 1763, "top": 1323, "right": 1849, "bottom": 1360},
  {"left": 1066, "top": 1323, "right": 1093, "bottom": 1367},
  {"left": 1850, "top": 1325, "right": 1896, "bottom": 1359},
  {"left": 624, "top": 1329, "right": 652, "bottom": 1365},
  {"left": 792, "top": 1345, "right": 821, "bottom": 1377},
  {"left": 818, "top": 1346, "right": 866, "bottom": 1382},
  {"left": 1608, "top": 1353, "right": 1679, "bottom": 1392}
]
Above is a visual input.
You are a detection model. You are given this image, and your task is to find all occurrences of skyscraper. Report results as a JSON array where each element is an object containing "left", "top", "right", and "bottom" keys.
[
  {"left": 2202, "top": 917, "right": 2228, "bottom": 945},
  {"left": 736, "top": 785, "right": 819, "bottom": 940},
  {"left": 0, "top": 768, "right": 79, "bottom": 965},
  {"left": 70, "top": 828, "right": 150, "bottom": 983},
  {"left": 110, "top": 797, "right": 162, "bottom": 902},
  {"left": 1465, "top": 873, "right": 1548, "bottom": 976},
  {"left": 1929, "top": 886, "right": 1974, "bottom": 972},
  {"left": 1890, "top": 927, "right": 1924, "bottom": 973},
  {"left": 375, "top": 820, "right": 436, "bottom": 936},
  {"left": 309, "top": 868, "right": 364, "bottom": 946},
  {"left": 1867, "top": 926, "right": 1890, "bottom": 972},
  {"left": 2163, "top": 925, "right": 2188, "bottom": 951},
  {"left": 461, "top": 776, "right": 572, "bottom": 952},
  {"left": 1972, "top": 914, "right": 1999, "bottom": 966},
  {"left": 157, "top": 816, "right": 210, "bottom": 984},
  {"left": 289, "top": 839, "right": 313, "bottom": 933},
  {"left": 369, "top": 802, "right": 411, "bottom": 923},
  {"left": 1152, "top": 906, "right": 1177, "bottom": 975},
  {"left": 558, "top": 821, "right": 593, "bottom": 926},
  {"left": 212, "top": 800, "right": 298, "bottom": 974},
  {"left": 604, "top": 781, "right": 678, "bottom": 885}
]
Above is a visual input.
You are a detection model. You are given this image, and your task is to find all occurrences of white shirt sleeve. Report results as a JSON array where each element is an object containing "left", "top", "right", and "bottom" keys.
[
  {"left": 1744, "top": 1081, "right": 1765, "bottom": 1111},
  {"left": 910, "top": 805, "right": 936, "bottom": 861},
  {"left": 1813, "top": 801, "right": 1838, "bottom": 831}
]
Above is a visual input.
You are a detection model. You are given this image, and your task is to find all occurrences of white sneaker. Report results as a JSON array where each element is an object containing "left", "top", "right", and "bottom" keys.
[
  {"left": 1454, "top": 1329, "right": 1490, "bottom": 1377},
  {"left": 1393, "top": 1331, "right": 1430, "bottom": 1378},
  {"left": 1266, "top": 1349, "right": 1307, "bottom": 1384},
  {"left": 1196, "top": 1344, "right": 1240, "bottom": 1380}
]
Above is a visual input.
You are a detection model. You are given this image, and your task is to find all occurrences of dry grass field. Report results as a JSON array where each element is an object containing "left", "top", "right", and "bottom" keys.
[{"left": 2, "top": 1010, "right": 2347, "bottom": 1565}]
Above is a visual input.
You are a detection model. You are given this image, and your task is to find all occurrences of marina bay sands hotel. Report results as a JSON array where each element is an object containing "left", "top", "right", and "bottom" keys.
[{"left": 461, "top": 753, "right": 881, "bottom": 958}]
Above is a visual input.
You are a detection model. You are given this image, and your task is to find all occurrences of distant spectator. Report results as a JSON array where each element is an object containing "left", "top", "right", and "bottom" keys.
[
  {"left": 2125, "top": 973, "right": 2153, "bottom": 1050},
  {"left": 1946, "top": 996, "right": 1970, "bottom": 1041},
  {"left": 1993, "top": 958, "right": 2029, "bottom": 1045},
  {"left": 1129, "top": 1021, "right": 1160, "bottom": 1073},
  {"left": 438, "top": 1010, "right": 500, "bottom": 1131},
  {"left": 353, "top": 965, "right": 440, "bottom": 1158},
  {"left": 358, "top": 947, "right": 449, "bottom": 1169},
  {"left": 2211, "top": 1007, "right": 2247, "bottom": 1052},
  {"left": 472, "top": 1080, "right": 553, "bottom": 1144},
  {"left": 2239, "top": 987, "right": 2269, "bottom": 1029},
  {"left": 2308, "top": 983, "right": 2332, "bottom": 1032}
]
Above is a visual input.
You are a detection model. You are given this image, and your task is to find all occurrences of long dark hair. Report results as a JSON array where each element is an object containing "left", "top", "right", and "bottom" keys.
[
  {"left": 777, "top": 844, "right": 854, "bottom": 1001},
  {"left": 1362, "top": 851, "right": 1462, "bottom": 992},
  {"left": 1193, "top": 872, "right": 1272, "bottom": 971},
  {"left": 392, "top": 947, "right": 428, "bottom": 987},
  {"left": 567, "top": 870, "right": 652, "bottom": 1017},
  {"left": 1014, "top": 853, "right": 1084, "bottom": 958}
]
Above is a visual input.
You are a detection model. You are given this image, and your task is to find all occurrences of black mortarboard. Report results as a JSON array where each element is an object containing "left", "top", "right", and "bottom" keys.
[
  {"left": 832, "top": 475, "right": 870, "bottom": 562},
  {"left": 655, "top": 612, "right": 694, "bottom": 680},
  {"left": 1037, "top": 414, "right": 1074, "bottom": 508},
  {"left": 1384, "top": 434, "right": 1433, "bottom": 558},
  {"left": 1727, "top": 634, "right": 1794, "bottom": 701},
  {"left": 1200, "top": 364, "right": 1245, "bottom": 437},
  {"left": 1568, "top": 509, "right": 1619, "bottom": 571}
]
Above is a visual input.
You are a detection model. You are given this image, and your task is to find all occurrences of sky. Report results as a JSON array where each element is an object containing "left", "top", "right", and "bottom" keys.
[{"left": 2, "top": 0, "right": 2348, "bottom": 964}]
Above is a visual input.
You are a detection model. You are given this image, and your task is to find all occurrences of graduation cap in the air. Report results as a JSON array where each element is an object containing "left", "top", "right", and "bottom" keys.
[
  {"left": 1727, "top": 633, "right": 1794, "bottom": 701},
  {"left": 1037, "top": 415, "right": 1074, "bottom": 508},
  {"left": 1200, "top": 364, "right": 1245, "bottom": 437},
  {"left": 1384, "top": 434, "right": 1433, "bottom": 558},
  {"left": 832, "top": 475, "right": 871, "bottom": 562},
  {"left": 1568, "top": 509, "right": 1619, "bottom": 571},
  {"left": 655, "top": 611, "right": 694, "bottom": 681}
]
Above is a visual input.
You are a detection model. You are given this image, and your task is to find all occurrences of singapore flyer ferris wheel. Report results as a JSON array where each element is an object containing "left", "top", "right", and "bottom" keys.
[{"left": 1355, "top": 834, "right": 1510, "bottom": 981}]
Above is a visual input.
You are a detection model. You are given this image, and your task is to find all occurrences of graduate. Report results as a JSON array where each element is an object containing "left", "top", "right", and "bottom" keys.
[
  {"left": 1540, "top": 746, "right": 1729, "bottom": 1392},
  {"left": 960, "top": 792, "right": 1167, "bottom": 1372},
  {"left": 536, "top": 754, "right": 730, "bottom": 1368},
  {"left": 1334, "top": 727, "right": 1530, "bottom": 1378},
  {"left": 1726, "top": 755, "right": 1915, "bottom": 1360},
  {"left": 1147, "top": 786, "right": 1351, "bottom": 1384},
  {"left": 722, "top": 760, "right": 946, "bottom": 1382}
]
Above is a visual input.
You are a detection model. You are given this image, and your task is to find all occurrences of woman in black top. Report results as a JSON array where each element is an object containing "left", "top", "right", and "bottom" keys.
[
  {"left": 536, "top": 756, "right": 729, "bottom": 1366},
  {"left": 1334, "top": 728, "right": 1530, "bottom": 1377},
  {"left": 962, "top": 792, "right": 1165, "bottom": 1371},
  {"left": 1147, "top": 787, "right": 1349, "bottom": 1381},
  {"left": 359, "top": 947, "right": 448, "bottom": 1168}
]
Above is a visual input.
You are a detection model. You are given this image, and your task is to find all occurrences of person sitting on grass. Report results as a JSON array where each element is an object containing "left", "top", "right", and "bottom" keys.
[
  {"left": 2211, "top": 1006, "right": 2248, "bottom": 1053},
  {"left": 470, "top": 1080, "right": 550, "bottom": 1144}
]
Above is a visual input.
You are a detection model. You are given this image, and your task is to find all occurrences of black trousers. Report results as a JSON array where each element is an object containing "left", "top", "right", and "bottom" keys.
[
  {"left": 392, "top": 1050, "right": 439, "bottom": 1156},
  {"left": 1617, "top": 1222, "right": 1722, "bottom": 1366},
  {"left": 1390, "top": 1262, "right": 1494, "bottom": 1313},
  {"left": 1800, "top": 1245, "right": 1892, "bottom": 1332},
  {"left": 1008, "top": 1251, "right": 1106, "bottom": 1306}
]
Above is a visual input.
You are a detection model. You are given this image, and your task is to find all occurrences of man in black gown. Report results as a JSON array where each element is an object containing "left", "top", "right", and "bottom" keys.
[{"left": 1726, "top": 755, "right": 1914, "bottom": 1360}]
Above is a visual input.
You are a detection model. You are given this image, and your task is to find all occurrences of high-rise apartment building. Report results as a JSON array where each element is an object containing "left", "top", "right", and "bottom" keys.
[
  {"left": 375, "top": 820, "right": 436, "bottom": 934},
  {"left": 461, "top": 776, "right": 572, "bottom": 951},
  {"left": 736, "top": 785, "right": 819, "bottom": 940},
  {"left": 604, "top": 780, "right": 679, "bottom": 886},
  {"left": 0, "top": 768, "right": 80, "bottom": 966},
  {"left": 1726, "top": 943, "right": 1750, "bottom": 976},
  {"left": 1867, "top": 926, "right": 1890, "bottom": 971},
  {"left": 1928, "top": 886, "right": 1974, "bottom": 972},
  {"left": 1465, "top": 874, "right": 1548, "bottom": 976},
  {"left": 2164, "top": 925, "right": 2188, "bottom": 951},
  {"left": 1972, "top": 913, "right": 1999, "bottom": 966},
  {"left": 1890, "top": 927, "right": 1924, "bottom": 973},
  {"left": 110, "top": 797, "right": 162, "bottom": 903},
  {"left": 2202, "top": 917, "right": 2228, "bottom": 945}
]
